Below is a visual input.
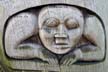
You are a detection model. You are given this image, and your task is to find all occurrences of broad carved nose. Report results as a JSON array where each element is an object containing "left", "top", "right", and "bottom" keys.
[
  {"left": 55, "top": 24, "right": 68, "bottom": 38},
  {"left": 54, "top": 24, "right": 68, "bottom": 45}
]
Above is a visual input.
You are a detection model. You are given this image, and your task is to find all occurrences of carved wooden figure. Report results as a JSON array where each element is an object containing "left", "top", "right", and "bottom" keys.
[{"left": 0, "top": 0, "right": 107, "bottom": 72}]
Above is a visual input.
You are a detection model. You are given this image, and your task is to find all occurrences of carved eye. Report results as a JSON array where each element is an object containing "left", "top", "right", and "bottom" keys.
[
  {"left": 44, "top": 18, "right": 59, "bottom": 27},
  {"left": 65, "top": 18, "right": 79, "bottom": 29}
]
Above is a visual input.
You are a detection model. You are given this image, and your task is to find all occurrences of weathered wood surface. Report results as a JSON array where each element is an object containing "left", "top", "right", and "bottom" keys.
[{"left": 0, "top": 0, "right": 108, "bottom": 72}]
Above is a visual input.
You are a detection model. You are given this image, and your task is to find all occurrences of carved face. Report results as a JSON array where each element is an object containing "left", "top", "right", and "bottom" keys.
[{"left": 39, "top": 6, "right": 84, "bottom": 54}]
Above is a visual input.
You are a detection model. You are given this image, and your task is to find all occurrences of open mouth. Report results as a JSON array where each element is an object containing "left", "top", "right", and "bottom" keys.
[
  {"left": 54, "top": 38, "right": 71, "bottom": 49},
  {"left": 55, "top": 37, "right": 69, "bottom": 44}
]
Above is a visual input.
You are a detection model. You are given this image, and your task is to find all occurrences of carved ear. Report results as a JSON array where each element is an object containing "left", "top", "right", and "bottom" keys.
[
  {"left": 4, "top": 12, "right": 40, "bottom": 59},
  {"left": 81, "top": 15, "right": 106, "bottom": 61}
]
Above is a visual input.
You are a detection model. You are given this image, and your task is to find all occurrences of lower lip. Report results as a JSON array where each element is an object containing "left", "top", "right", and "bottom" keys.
[{"left": 54, "top": 45, "right": 71, "bottom": 49}]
